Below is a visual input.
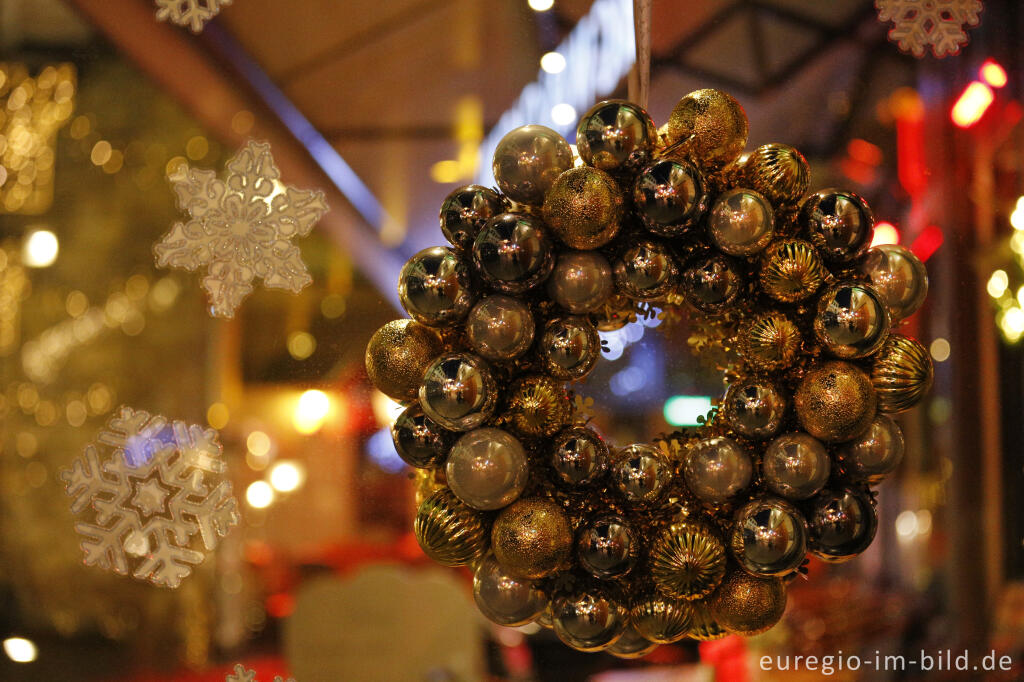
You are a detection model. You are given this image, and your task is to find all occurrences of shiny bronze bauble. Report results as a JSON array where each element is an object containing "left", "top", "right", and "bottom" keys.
[
  {"left": 551, "top": 590, "right": 628, "bottom": 652},
  {"left": 744, "top": 143, "right": 810, "bottom": 205},
  {"left": 631, "top": 593, "right": 694, "bottom": 644},
  {"left": 650, "top": 520, "right": 727, "bottom": 600},
  {"left": 414, "top": 489, "right": 489, "bottom": 567},
  {"left": 466, "top": 295, "right": 536, "bottom": 361},
  {"left": 391, "top": 404, "right": 451, "bottom": 469},
  {"left": 871, "top": 334, "right": 933, "bottom": 413},
  {"left": 547, "top": 250, "right": 615, "bottom": 314},
  {"left": 666, "top": 88, "right": 749, "bottom": 168},
  {"left": 398, "top": 247, "right": 476, "bottom": 326},
  {"left": 610, "top": 443, "right": 673, "bottom": 506},
  {"left": 539, "top": 316, "right": 601, "bottom": 380},
  {"left": 576, "top": 515, "right": 638, "bottom": 579},
  {"left": 542, "top": 166, "right": 624, "bottom": 249},
  {"left": 576, "top": 99, "right": 658, "bottom": 174},
  {"left": 708, "top": 569, "right": 787, "bottom": 636},
  {"left": 446, "top": 427, "right": 529, "bottom": 511},
  {"left": 814, "top": 282, "right": 890, "bottom": 359},
  {"left": 762, "top": 432, "right": 831, "bottom": 500},
  {"left": 419, "top": 353, "right": 498, "bottom": 432},
  {"left": 680, "top": 254, "right": 743, "bottom": 312},
  {"left": 492, "top": 498, "right": 573, "bottom": 579},
  {"left": 607, "top": 626, "right": 659, "bottom": 659},
  {"left": 860, "top": 244, "right": 929, "bottom": 322},
  {"left": 794, "top": 361, "right": 876, "bottom": 442},
  {"left": 613, "top": 238, "right": 677, "bottom": 301},
  {"left": 506, "top": 374, "right": 572, "bottom": 438},
  {"left": 684, "top": 437, "right": 753, "bottom": 503},
  {"left": 708, "top": 188, "right": 775, "bottom": 256},
  {"left": 492, "top": 124, "right": 574, "bottom": 205},
  {"left": 365, "top": 319, "right": 442, "bottom": 402},
  {"left": 472, "top": 212, "right": 554, "bottom": 294},
  {"left": 800, "top": 189, "right": 874, "bottom": 263},
  {"left": 838, "top": 414, "right": 905, "bottom": 483},
  {"left": 722, "top": 379, "right": 786, "bottom": 440},
  {"left": 473, "top": 553, "right": 547, "bottom": 627},
  {"left": 807, "top": 487, "right": 878, "bottom": 562},
  {"left": 439, "top": 184, "right": 504, "bottom": 250},
  {"left": 738, "top": 312, "right": 801, "bottom": 371},
  {"left": 632, "top": 159, "right": 708, "bottom": 236},
  {"left": 551, "top": 425, "right": 609, "bottom": 486},
  {"left": 730, "top": 497, "right": 808, "bottom": 577},
  {"left": 759, "top": 238, "right": 825, "bottom": 303}
]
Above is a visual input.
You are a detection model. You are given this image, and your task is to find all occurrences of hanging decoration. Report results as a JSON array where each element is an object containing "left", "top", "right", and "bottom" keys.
[
  {"left": 225, "top": 665, "right": 294, "bottom": 682},
  {"left": 154, "top": 140, "right": 329, "bottom": 318},
  {"left": 365, "top": 89, "right": 933, "bottom": 654},
  {"left": 155, "top": 0, "right": 232, "bottom": 34},
  {"left": 60, "top": 407, "right": 240, "bottom": 588},
  {"left": 875, "top": 0, "right": 983, "bottom": 58}
]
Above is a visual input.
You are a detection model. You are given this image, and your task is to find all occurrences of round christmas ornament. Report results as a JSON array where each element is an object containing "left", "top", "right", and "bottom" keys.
[{"left": 366, "top": 86, "right": 931, "bottom": 654}]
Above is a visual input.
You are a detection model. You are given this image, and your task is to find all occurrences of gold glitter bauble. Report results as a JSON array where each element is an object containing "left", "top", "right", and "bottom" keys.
[
  {"left": 365, "top": 319, "right": 443, "bottom": 402},
  {"left": 631, "top": 593, "right": 694, "bottom": 644},
  {"left": 738, "top": 312, "right": 802, "bottom": 371},
  {"left": 492, "top": 498, "right": 573, "bottom": 579},
  {"left": 506, "top": 374, "right": 572, "bottom": 438},
  {"left": 666, "top": 88, "right": 749, "bottom": 168},
  {"left": 745, "top": 143, "right": 810, "bottom": 205},
  {"left": 688, "top": 601, "right": 728, "bottom": 641},
  {"left": 795, "top": 361, "right": 877, "bottom": 443},
  {"left": 542, "top": 167, "right": 624, "bottom": 249},
  {"left": 872, "top": 334, "right": 933, "bottom": 413},
  {"left": 414, "top": 489, "right": 489, "bottom": 567},
  {"left": 759, "top": 239, "right": 825, "bottom": 303},
  {"left": 708, "top": 569, "right": 787, "bottom": 636},
  {"left": 650, "top": 521, "right": 727, "bottom": 600}
]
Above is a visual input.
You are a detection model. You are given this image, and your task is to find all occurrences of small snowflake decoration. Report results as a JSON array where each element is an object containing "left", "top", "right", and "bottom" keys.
[
  {"left": 60, "top": 407, "right": 240, "bottom": 588},
  {"left": 154, "top": 140, "right": 329, "bottom": 318},
  {"left": 226, "top": 665, "right": 294, "bottom": 682},
  {"left": 155, "top": 0, "right": 232, "bottom": 34},
  {"left": 876, "top": 0, "right": 983, "bottom": 58}
]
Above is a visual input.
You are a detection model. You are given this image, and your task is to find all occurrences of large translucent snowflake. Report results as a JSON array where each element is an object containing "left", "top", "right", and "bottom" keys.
[
  {"left": 155, "top": 0, "right": 232, "bottom": 34},
  {"left": 876, "top": 0, "right": 983, "bottom": 57},
  {"left": 154, "top": 140, "right": 329, "bottom": 318},
  {"left": 60, "top": 407, "right": 240, "bottom": 589},
  {"left": 226, "top": 665, "right": 295, "bottom": 682}
]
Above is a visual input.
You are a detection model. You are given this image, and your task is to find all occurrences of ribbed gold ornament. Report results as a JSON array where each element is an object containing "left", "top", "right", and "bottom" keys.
[
  {"left": 745, "top": 143, "right": 810, "bottom": 205},
  {"left": 365, "top": 319, "right": 443, "bottom": 402},
  {"left": 738, "top": 312, "right": 801, "bottom": 370},
  {"left": 506, "top": 374, "right": 572, "bottom": 438},
  {"left": 708, "top": 569, "right": 787, "bottom": 636},
  {"left": 413, "top": 467, "right": 447, "bottom": 508},
  {"left": 688, "top": 600, "right": 729, "bottom": 641},
  {"left": 650, "top": 521, "right": 726, "bottom": 601},
  {"left": 414, "top": 489, "right": 489, "bottom": 567},
  {"left": 872, "top": 334, "right": 933, "bottom": 413},
  {"left": 759, "top": 239, "right": 825, "bottom": 303},
  {"left": 631, "top": 593, "right": 694, "bottom": 644},
  {"left": 666, "top": 88, "right": 748, "bottom": 168},
  {"left": 542, "top": 166, "right": 624, "bottom": 249}
]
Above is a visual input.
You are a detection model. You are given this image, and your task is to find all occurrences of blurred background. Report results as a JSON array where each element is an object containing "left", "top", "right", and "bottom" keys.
[{"left": 0, "top": 0, "right": 1022, "bottom": 680}]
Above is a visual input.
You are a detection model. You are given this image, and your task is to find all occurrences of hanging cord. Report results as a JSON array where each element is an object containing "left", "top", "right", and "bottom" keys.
[{"left": 628, "top": 0, "right": 653, "bottom": 109}]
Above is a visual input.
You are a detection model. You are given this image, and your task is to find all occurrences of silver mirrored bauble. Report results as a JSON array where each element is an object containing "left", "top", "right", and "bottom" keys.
[
  {"left": 681, "top": 254, "right": 742, "bottom": 312},
  {"left": 547, "top": 251, "right": 614, "bottom": 314},
  {"left": 492, "top": 124, "right": 574, "bottom": 205},
  {"left": 838, "top": 414, "right": 904, "bottom": 483},
  {"left": 607, "top": 626, "right": 658, "bottom": 659},
  {"left": 684, "top": 437, "right": 753, "bottom": 503},
  {"left": 398, "top": 247, "right": 475, "bottom": 326},
  {"left": 439, "top": 184, "right": 504, "bottom": 250},
  {"left": 730, "top": 498, "right": 808, "bottom": 577},
  {"left": 391, "top": 404, "right": 451, "bottom": 469},
  {"left": 472, "top": 213, "right": 554, "bottom": 294},
  {"left": 551, "top": 425, "right": 609, "bottom": 486},
  {"left": 610, "top": 443, "right": 673, "bottom": 505},
  {"left": 613, "top": 239, "right": 677, "bottom": 301},
  {"left": 466, "top": 295, "right": 535, "bottom": 361},
  {"left": 419, "top": 353, "right": 497, "bottom": 431},
  {"left": 708, "top": 188, "right": 775, "bottom": 256},
  {"left": 808, "top": 488, "right": 878, "bottom": 562},
  {"left": 723, "top": 380, "right": 786, "bottom": 440},
  {"left": 814, "top": 282, "right": 891, "bottom": 359},
  {"left": 539, "top": 316, "right": 600, "bottom": 380},
  {"left": 859, "top": 244, "right": 929, "bottom": 322},
  {"left": 800, "top": 189, "right": 874, "bottom": 263},
  {"left": 632, "top": 159, "right": 708, "bottom": 235},
  {"left": 473, "top": 553, "right": 546, "bottom": 626},
  {"left": 552, "top": 591, "right": 627, "bottom": 652},
  {"left": 576, "top": 99, "right": 657, "bottom": 174},
  {"left": 763, "top": 432, "right": 831, "bottom": 500},
  {"left": 576, "top": 515, "right": 637, "bottom": 579},
  {"left": 446, "top": 427, "right": 529, "bottom": 510}
]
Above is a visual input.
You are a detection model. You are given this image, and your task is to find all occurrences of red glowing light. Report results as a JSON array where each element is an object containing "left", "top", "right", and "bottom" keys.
[
  {"left": 911, "top": 225, "right": 944, "bottom": 261},
  {"left": 980, "top": 59, "right": 1008, "bottom": 88},
  {"left": 951, "top": 81, "right": 995, "bottom": 128},
  {"left": 266, "top": 592, "right": 295, "bottom": 619},
  {"left": 872, "top": 222, "right": 900, "bottom": 247},
  {"left": 847, "top": 139, "right": 883, "bottom": 166}
]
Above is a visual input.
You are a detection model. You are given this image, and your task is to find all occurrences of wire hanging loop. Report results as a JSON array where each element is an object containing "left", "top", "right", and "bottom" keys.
[{"left": 629, "top": 0, "right": 653, "bottom": 110}]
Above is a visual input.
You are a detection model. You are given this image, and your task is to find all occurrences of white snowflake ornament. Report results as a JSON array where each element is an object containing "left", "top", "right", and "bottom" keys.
[
  {"left": 155, "top": 0, "right": 232, "bottom": 34},
  {"left": 226, "top": 664, "right": 295, "bottom": 682},
  {"left": 876, "top": 0, "right": 983, "bottom": 58},
  {"left": 60, "top": 407, "right": 240, "bottom": 589},
  {"left": 155, "top": 140, "right": 329, "bottom": 318}
]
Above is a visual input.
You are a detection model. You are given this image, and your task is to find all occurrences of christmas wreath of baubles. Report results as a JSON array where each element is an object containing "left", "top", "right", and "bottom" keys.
[{"left": 365, "top": 88, "right": 932, "bottom": 655}]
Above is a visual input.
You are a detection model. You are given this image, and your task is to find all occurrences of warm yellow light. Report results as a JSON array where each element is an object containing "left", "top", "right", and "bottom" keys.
[
  {"left": 3, "top": 637, "right": 37, "bottom": 663},
  {"left": 988, "top": 270, "right": 1009, "bottom": 298},
  {"left": 929, "top": 338, "right": 950, "bottom": 362},
  {"left": 551, "top": 103, "right": 577, "bottom": 126},
  {"left": 269, "top": 460, "right": 305, "bottom": 493},
  {"left": 430, "top": 159, "right": 461, "bottom": 184},
  {"left": 895, "top": 510, "right": 918, "bottom": 538},
  {"left": 371, "top": 390, "right": 404, "bottom": 426},
  {"left": 245, "top": 480, "right": 274, "bottom": 508},
  {"left": 1011, "top": 197, "right": 1024, "bottom": 230},
  {"left": 528, "top": 0, "right": 554, "bottom": 10},
  {"left": 870, "top": 221, "right": 899, "bottom": 247},
  {"left": 1012, "top": 232, "right": 1024, "bottom": 255},
  {"left": 1001, "top": 306, "right": 1024, "bottom": 337},
  {"left": 294, "top": 389, "right": 330, "bottom": 434},
  {"left": 247, "top": 430, "right": 272, "bottom": 457},
  {"left": 540, "top": 51, "right": 566, "bottom": 74},
  {"left": 916, "top": 509, "right": 933, "bottom": 535},
  {"left": 22, "top": 229, "right": 58, "bottom": 267},
  {"left": 207, "top": 402, "right": 230, "bottom": 430},
  {"left": 287, "top": 331, "right": 316, "bottom": 360}
]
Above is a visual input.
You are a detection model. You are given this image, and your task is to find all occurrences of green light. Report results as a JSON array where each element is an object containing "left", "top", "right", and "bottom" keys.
[{"left": 663, "top": 395, "right": 713, "bottom": 427}]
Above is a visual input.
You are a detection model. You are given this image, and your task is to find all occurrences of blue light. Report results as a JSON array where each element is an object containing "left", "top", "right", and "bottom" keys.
[
  {"left": 366, "top": 427, "right": 405, "bottom": 473},
  {"left": 663, "top": 396, "right": 714, "bottom": 427}
]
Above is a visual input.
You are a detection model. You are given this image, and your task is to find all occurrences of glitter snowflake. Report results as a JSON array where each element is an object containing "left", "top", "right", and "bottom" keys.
[
  {"left": 225, "top": 665, "right": 295, "bottom": 682},
  {"left": 154, "top": 140, "right": 329, "bottom": 318},
  {"left": 876, "top": 0, "right": 983, "bottom": 57},
  {"left": 155, "top": 0, "right": 233, "bottom": 34},
  {"left": 60, "top": 407, "right": 240, "bottom": 589}
]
